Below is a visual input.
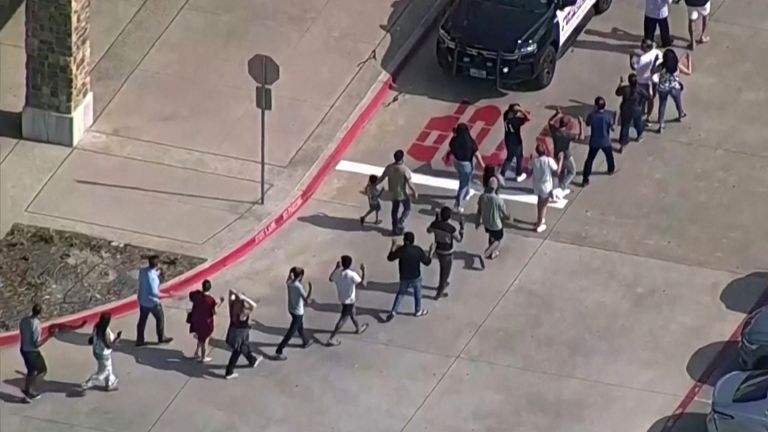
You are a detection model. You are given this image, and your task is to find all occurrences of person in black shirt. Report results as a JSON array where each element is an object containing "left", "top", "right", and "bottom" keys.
[
  {"left": 500, "top": 104, "right": 531, "bottom": 183},
  {"left": 385, "top": 232, "right": 433, "bottom": 322},
  {"left": 614, "top": 73, "right": 650, "bottom": 151},
  {"left": 548, "top": 107, "right": 582, "bottom": 195},
  {"left": 447, "top": 123, "right": 485, "bottom": 211},
  {"left": 426, "top": 207, "right": 464, "bottom": 299}
]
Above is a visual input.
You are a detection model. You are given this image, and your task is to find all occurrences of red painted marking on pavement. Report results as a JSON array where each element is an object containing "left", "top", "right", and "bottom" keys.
[
  {"left": 407, "top": 102, "right": 468, "bottom": 163},
  {"left": 0, "top": 0, "right": 446, "bottom": 348}
]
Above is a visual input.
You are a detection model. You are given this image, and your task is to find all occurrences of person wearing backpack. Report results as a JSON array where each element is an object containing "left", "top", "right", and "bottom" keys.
[
  {"left": 82, "top": 313, "right": 121, "bottom": 391},
  {"left": 656, "top": 49, "right": 692, "bottom": 133}
]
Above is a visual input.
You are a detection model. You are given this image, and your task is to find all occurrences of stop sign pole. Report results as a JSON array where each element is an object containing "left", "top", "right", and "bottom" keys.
[{"left": 248, "top": 54, "right": 280, "bottom": 205}]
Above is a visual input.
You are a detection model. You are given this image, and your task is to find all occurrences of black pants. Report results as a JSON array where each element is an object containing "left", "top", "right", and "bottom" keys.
[
  {"left": 391, "top": 199, "right": 411, "bottom": 233},
  {"left": 136, "top": 304, "right": 165, "bottom": 344},
  {"left": 618, "top": 111, "right": 644, "bottom": 146},
  {"left": 436, "top": 253, "right": 453, "bottom": 296},
  {"left": 582, "top": 146, "right": 615, "bottom": 183},
  {"left": 330, "top": 304, "right": 359, "bottom": 338},
  {"left": 225, "top": 328, "right": 257, "bottom": 376},
  {"left": 276, "top": 313, "right": 309, "bottom": 354},
  {"left": 644, "top": 15, "right": 672, "bottom": 47},
  {"left": 500, "top": 143, "right": 524, "bottom": 178}
]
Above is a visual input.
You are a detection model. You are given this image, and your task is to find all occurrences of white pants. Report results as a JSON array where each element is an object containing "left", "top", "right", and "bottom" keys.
[
  {"left": 83, "top": 355, "right": 117, "bottom": 389},
  {"left": 688, "top": 3, "right": 710, "bottom": 21}
]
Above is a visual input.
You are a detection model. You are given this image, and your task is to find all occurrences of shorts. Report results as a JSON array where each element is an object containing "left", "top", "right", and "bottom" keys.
[
  {"left": 485, "top": 228, "right": 504, "bottom": 242},
  {"left": 688, "top": 3, "right": 710, "bottom": 20},
  {"left": 21, "top": 350, "right": 47, "bottom": 377}
]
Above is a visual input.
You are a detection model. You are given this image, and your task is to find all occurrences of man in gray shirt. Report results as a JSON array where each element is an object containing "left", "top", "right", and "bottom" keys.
[
  {"left": 19, "top": 304, "right": 56, "bottom": 401},
  {"left": 476, "top": 177, "right": 510, "bottom": 261},
  {"left": 275, "top": 267, "right": 314, "bottom": 360}
]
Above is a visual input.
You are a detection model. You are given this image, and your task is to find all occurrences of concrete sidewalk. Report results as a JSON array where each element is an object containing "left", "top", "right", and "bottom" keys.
[{"left": 0, "top": 0, "right": 442, "bottom": 259}]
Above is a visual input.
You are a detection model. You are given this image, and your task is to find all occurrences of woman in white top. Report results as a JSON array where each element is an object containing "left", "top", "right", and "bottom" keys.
[
  {"left": 531, "top": 143, "right": 561, "bottom": 233},
  {"left": 82, "top": 313, "right": 121, "bottom": 391}
]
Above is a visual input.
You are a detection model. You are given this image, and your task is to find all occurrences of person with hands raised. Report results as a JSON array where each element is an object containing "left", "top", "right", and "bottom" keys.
[
  {"left": 385, "top": 232, "right": 433, "bottom": 322},
  {"left": 326, "top": 256, "right": 369, "bottom": 346},
  {"left": 224, "top": 288, "right": 261, "bottom": 379},
  {"left": 275, "top": 267, "right": 314, "bottom": 360}
]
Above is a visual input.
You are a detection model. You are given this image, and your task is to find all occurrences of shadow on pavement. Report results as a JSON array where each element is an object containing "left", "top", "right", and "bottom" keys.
[
  {"left": 306, "top": 299, "right": 389, "bottom": 324},
  {"left": 687, "top": 340, "right": 740, "bottom": 386},
  {"left": 2, "top": 371, "right": 85, "bottom": 400},
  {"left": 297, "top": 213, "right": 391, "bottom": 235},
  {"left": 720, "top": 272, "right": 768, "bottom": 314},
  {"left": 646, "top": 413, "right": 708, "bottom": 432}
]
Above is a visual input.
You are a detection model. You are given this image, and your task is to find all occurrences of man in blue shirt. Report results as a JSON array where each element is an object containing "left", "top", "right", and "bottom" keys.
[
  {"left": 581, "top": 96, "right": 616, "bottom": 186},
  {"left": 136, "top": 255, "right": 173, "bottom": 346}
]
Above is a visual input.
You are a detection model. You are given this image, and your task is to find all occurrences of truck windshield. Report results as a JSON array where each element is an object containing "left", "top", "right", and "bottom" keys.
[{"left": 487, "top": 0, "right": 551, "bottom": 11}]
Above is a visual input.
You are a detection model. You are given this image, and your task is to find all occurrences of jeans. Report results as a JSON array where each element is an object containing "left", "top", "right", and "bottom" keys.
[
  {"left": 558, "top": 154, "right": 576, "bottom": 190},
  {"left": 276, "top": 313, "right": 309, "bottom": 354},
  {"left": 329, "top": 304, "right": 360, "bottom": 339},
  {"left": 390, "top": 277, "right": 423, "bottom": 315},
  {"left": 500, "top": 143, "right": 524, "bottom": 178},
  {"left": 657, "top": 88, "right": 684, "bottom": 127},
  {"left": 618, "top": 111, "right": 644, "bottom": 145},
  {"left": 225, "top": 335, "right": 258, "bottom": 376},
  {"left": 436, "top": 253, "right": 453, "bottom": 296},
  {"left": 136, "top": 304, "right": 165, "bottom": 343},
  {"left": 644, "top": 15, "right": 672, "bottom": 47},
  {"left": 390, "top": 199, "right": 411, "bottom": 233},
  {"left": 453, "top": 160, "right": 473, "bottom": 208},
  {"left": 582, "top": 146, "right": 615, "bottom": 183},
  {"left": 83, "top": 354, "right": 117, "bottom": 389}
]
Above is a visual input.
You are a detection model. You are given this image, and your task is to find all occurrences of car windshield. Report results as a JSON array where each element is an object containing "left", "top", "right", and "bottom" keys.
[
  {"left": 485, "top": 0, "right": 551, "bottom": 11},
  {"left": 733, "top": 371, "right": 768, "bottom": 403}
]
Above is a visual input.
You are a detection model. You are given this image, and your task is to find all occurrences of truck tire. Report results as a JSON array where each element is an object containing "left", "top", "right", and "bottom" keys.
[
  {"left": 531, "top": 45, "right": 557, "bottom": 90},
  {"left": 594, "top": 0, "right": 612, "bottom": 14}
]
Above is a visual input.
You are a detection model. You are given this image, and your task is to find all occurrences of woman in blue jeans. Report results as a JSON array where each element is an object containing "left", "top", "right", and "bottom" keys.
[
  {"left": 446, "top": 123, "right": 484, "bottom": 211},
  {"left": 656, "top": 49, "right": 692, "bottom": 133}
]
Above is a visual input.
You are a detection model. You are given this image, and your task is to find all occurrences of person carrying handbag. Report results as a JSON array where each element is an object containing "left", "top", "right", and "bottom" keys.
[{"left": 656, "top": 49, "right": 692, "bottom": 133}]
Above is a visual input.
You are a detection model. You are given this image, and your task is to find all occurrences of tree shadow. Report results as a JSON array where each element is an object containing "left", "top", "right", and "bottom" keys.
[
  {"left": 687, "top": 340, "right": 740, "bottom": 387},
  {"left": 297, "top": 213, "right": 391, "bottom": 235},
  {"left": 646, "top": 413, "right": 708, "bottom": 432},
  {"left": 306, "top": 299, "right": 389, "bottom": 324},
  {"left": 720, "top": 272, "right": 768, "bottom": 314}
]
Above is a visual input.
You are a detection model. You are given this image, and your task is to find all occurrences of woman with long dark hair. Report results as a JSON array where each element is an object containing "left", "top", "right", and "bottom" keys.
[
  {"left": 656, "top": 49, "right": 692, "bottom": 133},
  {"left": 188, "top": 279, "right": 224, "bottom": 363},
  {"left": 446, "top": 123, "right": 485, "bottom": 211},
  {"left": 82, "top": 313, "right": 121, "bottom": 391}
]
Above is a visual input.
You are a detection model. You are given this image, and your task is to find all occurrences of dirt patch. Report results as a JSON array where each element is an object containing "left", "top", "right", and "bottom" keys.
[{"left": 0, "top": 223, "right": 205, "bottom": 332}]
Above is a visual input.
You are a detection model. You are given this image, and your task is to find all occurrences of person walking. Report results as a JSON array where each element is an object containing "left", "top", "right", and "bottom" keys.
[
  {"left": 446, "top": 123, "right": 485, "bottom": 211},
  {"left": 18, "top": 304, "right": 56, "bottom": 402},
  {"left": 426, "top": 206, "right": 464, "bottom": 299},
  {"left": 376, "top": 150, "right": 418, "bottom": 235},
  {"left": 275, "top": 267, "right": 314, "bottom": 360},
  {"left": 385, "top": 232, "right": 433, "bottom": 322},
  {"left": 656, "top": 49, "right": 692, "bottom": 132},
  {"left": 188, "top": 279, "right": 224, "bottom": 363},
  {"left": 500, "top": 103, "right": 531, "bottom": 183},
  {"left": 685, "top": 0, "right": 710, "bottom": 50},
  {"left": 630, "top": 39, "right": 662, "bottom": 122},
  {"left": 360, "top": 174, "right": 383, "bottom": 225},
  {"left": 82, "top": 313, "right": 121, "bottom": 392},
  {"left": 644, "top": 0, "right": 674, "bottom": 48},
  {"left": 581, "top": 96, "right": 617, "bottom": 187},
  {"left": 224, "top": 289, "right": 261, "bottom": 378},
  {"left": 136, "top": 255, "right": 172, "bottom": 347},
  {"left": 476, "top": 177, "right": 510, "bottom": 260},
  {"left": 326, "top": 256, "right": 369, "bottom": 346},
  {"left": 615, "top": 73, "right": 651, "bottom": 151},
  {"left": 548, "top": 107, "right": 581, "bottom": 197},
  {"left": 482, "top": 164, "right": 505, "bottom": 189},
  {"left": 531, "top": 143, "right": 560, "bottom": 233}
]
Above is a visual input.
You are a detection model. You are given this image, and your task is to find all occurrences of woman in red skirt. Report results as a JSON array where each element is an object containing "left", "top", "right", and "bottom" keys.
[{"left": 188, "top": 280, "right": 223, "bottom": 363}]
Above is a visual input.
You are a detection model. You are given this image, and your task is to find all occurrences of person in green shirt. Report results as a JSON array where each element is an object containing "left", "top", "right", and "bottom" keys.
[{"left": 475, "top": 177, "right": 510, "bottom": 261}]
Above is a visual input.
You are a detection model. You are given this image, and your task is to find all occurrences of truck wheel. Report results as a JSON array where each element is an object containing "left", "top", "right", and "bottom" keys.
[
  {"left": 531, "top": 46, "right": 556, "bottom": 90},
  {"left": 594, "top": 0, "right": 612, "bottom": 14}
]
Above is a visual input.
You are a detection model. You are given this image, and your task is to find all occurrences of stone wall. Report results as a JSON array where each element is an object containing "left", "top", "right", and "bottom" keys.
[{"left": 25, "top": 0, "right": 91, "bottom": 114}]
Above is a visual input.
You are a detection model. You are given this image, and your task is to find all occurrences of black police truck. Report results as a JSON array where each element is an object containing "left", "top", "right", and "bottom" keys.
[{"left": 436, "top": 0, "right": 612, "bottom": 90}]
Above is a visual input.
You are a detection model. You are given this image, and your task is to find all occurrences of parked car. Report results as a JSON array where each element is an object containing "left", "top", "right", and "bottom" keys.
[
  {"left": 740, "top": 306, "right": 768, "bottom": 369},
  {"left": 708, "top": 370, "right": 768, "bottom": 432},
  {"left": 436, "top": 0, "right": 612, "bottom": 90}
]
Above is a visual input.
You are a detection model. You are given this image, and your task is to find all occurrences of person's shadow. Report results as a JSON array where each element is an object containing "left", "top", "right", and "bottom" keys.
[
  {"left": 297, "top": 213, "right": 391, "bottom": 235},
  {"left": 1, "top": 372, "right": 85, "bottom": 402}
]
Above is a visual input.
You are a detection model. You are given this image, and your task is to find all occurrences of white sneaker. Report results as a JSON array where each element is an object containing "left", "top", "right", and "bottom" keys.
[
  {"left": 536, "top": 224, "right": 547, "bottom": 233},
  {"left": 225, "top": 373, "right": 239, "bottom": 380},
  {"left": 515, "top": 173, "right": 527, "bottom": 182},
  {"left": 561, "top": 188, "right": 572, "bottom": 197}
]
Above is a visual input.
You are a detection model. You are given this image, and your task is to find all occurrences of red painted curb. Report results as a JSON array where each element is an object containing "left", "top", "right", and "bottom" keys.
[{"left": 0, "top": 4, "right": 445, "bottom": 348}]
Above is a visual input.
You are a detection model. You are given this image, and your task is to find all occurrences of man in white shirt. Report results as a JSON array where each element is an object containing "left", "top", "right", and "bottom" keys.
[
  {"left": 644, "top": 0, "right": 674, "bottom": 48},
  {"left": 630, "top": 39, "right": 663, "bottom": 121},
  {"left": 326, "top": 255, "right": 369, "bottom": 346}
]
